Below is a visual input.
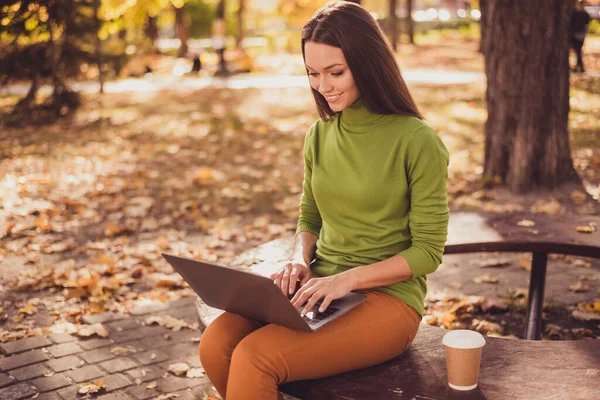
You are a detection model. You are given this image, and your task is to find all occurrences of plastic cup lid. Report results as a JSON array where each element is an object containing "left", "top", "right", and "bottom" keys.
[{"left": 442, "top": 329, "right": 486, "bottom": 349}]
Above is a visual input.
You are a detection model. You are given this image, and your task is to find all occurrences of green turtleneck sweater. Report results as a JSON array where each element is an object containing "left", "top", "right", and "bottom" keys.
[{"left": 296, "top": 99, "right": 449, "bottom": 316}]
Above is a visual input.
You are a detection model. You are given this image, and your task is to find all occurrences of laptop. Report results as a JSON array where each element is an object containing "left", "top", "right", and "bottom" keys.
[{"left": 161, "top": 253, "right": 366, "bottom": 332}]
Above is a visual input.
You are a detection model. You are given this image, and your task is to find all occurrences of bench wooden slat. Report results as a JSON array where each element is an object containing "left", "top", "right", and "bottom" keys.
[{"left": 445, "top": 241, "right": 600, "bottom": 258}]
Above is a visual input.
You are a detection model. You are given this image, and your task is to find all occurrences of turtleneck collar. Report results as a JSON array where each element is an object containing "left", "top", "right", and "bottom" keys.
[{"left": 339, "top": 98, "right": 391, "bottom": 132}]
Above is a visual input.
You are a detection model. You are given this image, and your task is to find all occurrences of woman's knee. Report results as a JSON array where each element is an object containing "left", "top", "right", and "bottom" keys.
[
  {"left": 199, "top": 312, "right": 263, "bottom": 368},
  {"left": 229, "top": 332, "right": 287, "bottom": 384}
]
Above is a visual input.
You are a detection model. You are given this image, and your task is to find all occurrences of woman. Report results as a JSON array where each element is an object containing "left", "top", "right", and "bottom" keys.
[{"left": 199, "top": 2, "right": 449, "bottom": 399}]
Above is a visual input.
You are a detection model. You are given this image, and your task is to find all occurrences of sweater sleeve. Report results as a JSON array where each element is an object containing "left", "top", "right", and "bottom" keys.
[
  {"left": 398, "top": 126, "right": 449, "bottom": 278},
  {"left": 296, "top": 124, "right": 322, "bottom": 237}
]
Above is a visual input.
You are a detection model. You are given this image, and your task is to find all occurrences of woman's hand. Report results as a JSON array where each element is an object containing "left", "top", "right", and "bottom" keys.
[
  {"left": 269, "top": 256, "right": 312, "bottom": 296},
  {"left": 290, "top": 273, "right": 356, "bottom": 316}
]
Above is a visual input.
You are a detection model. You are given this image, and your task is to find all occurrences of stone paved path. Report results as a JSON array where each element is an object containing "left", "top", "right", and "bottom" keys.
[{"left": 0, "top": 296, "right": 215, "bottom": 400}]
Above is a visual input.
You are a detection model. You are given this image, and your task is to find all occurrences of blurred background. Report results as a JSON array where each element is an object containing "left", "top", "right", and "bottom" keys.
[{"left": 0, "top": 0, "right": 599, "bottom": 346}]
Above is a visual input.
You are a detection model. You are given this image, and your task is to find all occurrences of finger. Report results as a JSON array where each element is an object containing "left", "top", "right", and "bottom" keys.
[
  {"left": 299, "top": 269, "right": 311, "bottom": 286},
  {"left": 280, "top": 265, "right": 292, "bottom": 294},
  {"left": 318, "top": 295, "right": 333, "bottom": 313},
  {"left": 288, "top": 267, "right": 300, "bottom": 294},
  {"left": 301, "top": 293, "right": 323, "bottom": 317},
  {"left": 291, "top": 281, "right": 314, "bottom": 309},
  {"left": 272, "top": 271, "right": 283, "bottom": 290}
]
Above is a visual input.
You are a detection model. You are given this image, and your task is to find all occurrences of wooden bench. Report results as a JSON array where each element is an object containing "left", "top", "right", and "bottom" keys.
[{"left": 197, "top": 238, "right": 600, "bottom": 399}]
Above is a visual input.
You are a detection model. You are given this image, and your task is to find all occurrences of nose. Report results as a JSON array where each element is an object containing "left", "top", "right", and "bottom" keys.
[{"left": 318, "top": 76, "right": 333, "bottom": 94}]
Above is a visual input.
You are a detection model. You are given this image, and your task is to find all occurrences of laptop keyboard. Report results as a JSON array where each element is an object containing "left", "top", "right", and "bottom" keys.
[
  {"left": 300, "top": 300, "right": 340, "bottom": 324},
  {"left": 287, "top": 294, "right": 340, "bottom": 324}
]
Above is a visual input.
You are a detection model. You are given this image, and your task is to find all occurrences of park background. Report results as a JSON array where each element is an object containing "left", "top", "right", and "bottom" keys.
[{"left": 0, "top": 0, "right": 599, "bottom": 399}]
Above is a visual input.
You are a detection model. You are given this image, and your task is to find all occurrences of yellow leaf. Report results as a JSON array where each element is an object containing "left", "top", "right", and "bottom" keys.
[
  {"left": 110, "top": 346, "right": 137, "bottom": 356},
  {"left": 517, "top": 219, "right": 535, "bottom": 227},
  {"left": 584, "top": 300, "right": 600, "bottom": 313},
  {"left": 576, "top": 223, "right": 596, "bottom": 233},
  {"left": 18, "top": 303, "right": 37, "bottom": 315},
  {"left": 531, "top": 199, "right": 562, "bottom": 215},
  {"left": 146, "top": 381, "right": 158, "bottom": 389},
  {"left": 77, "top": 381, "right": 104, "bottom": 395}
]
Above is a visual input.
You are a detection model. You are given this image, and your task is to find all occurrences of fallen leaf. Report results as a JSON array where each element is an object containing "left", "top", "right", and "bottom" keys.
[
  {"left": 584, "top": 300, "right": 600, "bottom": 312},
  {"left": 481, "top": 298, "right": 509, "bottom": 313},
  {"left": 76, "top": 323, "right": 109, "bottom": 338},
  {"left": 18, "top": 303, "right": 37, "bottom": 315},
  {"left": 472, "top": 258, "right": 511, "bottom": 268},
  {"left": 472, "top": 319, "right": 503, "bottom": 335},
  {"left": 145, "top": 316, "right": 195, "bottom": 331},
  {"left": 473, "top": 274, "right": 499, "bottom": 284},
  {"left": 570, "top": 189, "right": 588, "bottom": 205},
  {"left": 186, "top": 367, "right": 205, "bottom": 378},
  {"left": 146, "top": 381, "right": 158, "bottom": 389},
  {"left": 190, "top": 337, "right": 201, "bottom": 342},
  {"left": 156, "top": 394, "right": 180, "bottom": 400},
  {"left": 168, "top": 362, "right": 190, "bottom": 376},
  {"left": 78, "top": 381, "right": 105, "bottom": 395},
  {"left": 576, "top": 223, "right": 597, "bottom": 233},
  {"left": 517, "top": 219, "right": 535, "bottom": 227},
  {"left": 568, "top": 281, "right": 590, "bottom": 292},
  {"left": 422, "top": 315, "right": 437, "bottom": 325},
  {"left": 573, "top": 310, "right": 600, "bottom": 321},
  {"left": 544, "top": 324, "right": 564, "bottom": 340},
  {"left": 110, "top": 345, "right": 137, "bottom": 356},
  {"left": 573, "top": 259, "right": 592, "bottom": 268},
  {"left": 531, "top": 199, "right": 562, "bottom": 215}
]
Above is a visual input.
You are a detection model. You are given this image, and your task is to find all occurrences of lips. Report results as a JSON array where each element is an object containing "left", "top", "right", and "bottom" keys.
[{"left": 324, "top": 93, "right": 342, "bottom": 103}]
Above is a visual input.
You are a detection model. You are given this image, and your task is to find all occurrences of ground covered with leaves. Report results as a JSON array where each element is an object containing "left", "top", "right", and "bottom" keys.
[{"left": 1, "top": 37, "right": 599, "bottom": 343}]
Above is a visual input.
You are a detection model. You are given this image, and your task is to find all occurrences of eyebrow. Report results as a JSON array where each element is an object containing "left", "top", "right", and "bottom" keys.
[{"left": 305, "top": 63, "right": 344, "bottom": 71}]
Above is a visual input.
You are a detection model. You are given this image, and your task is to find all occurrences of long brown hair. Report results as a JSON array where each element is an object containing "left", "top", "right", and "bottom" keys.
[{"left": 301, "top": 1, "right": 423, "bottom": 121}]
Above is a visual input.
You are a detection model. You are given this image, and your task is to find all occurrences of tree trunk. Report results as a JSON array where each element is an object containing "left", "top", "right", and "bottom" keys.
[
  {"left": 174, "top": 4, "right": 189, "bottom": 58},
  {"left": 484, "top": 0, "right": 579, "bottom": 193},
  {"left": 406, "top": 0, "right": 414, "bottom": 44},
  {"left": 16, "top": 74, "right": 39, "bottom": 108},
  {"left": 94, "top": 0, "right": 104, "bottom": 93},
  {"left": 388, "top": 0, "right": 398, "bottom": 51},
  {"left": 214, "top": 0, "right": 228, "bottom": 75},
  {"left": 236, "top": 0, "right": 245, "bottom": 48},
  {"left": 145, "top": 15, "right": 158, "bottom": 52},
  {"left": 479, "top": 0, "right": 488, "bottom": 54}
]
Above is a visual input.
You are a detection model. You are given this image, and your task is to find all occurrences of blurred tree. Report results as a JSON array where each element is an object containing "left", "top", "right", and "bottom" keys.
[
  {"left": 173, "top": 2, "right": 190, "bottom": 56},
  {"left": 94, "top": 0, "right": 104, "bottom": 93},
  {"left": 187, "top": 0, "right": 216, "bottom": 38},
  {"left": 0, "top": 0, "right": 100, "bottom": 114},
  {"left": 483, "top": 0, "right": 579, "bottom": 192},
  {"left": 236, "top": 0, "right": 245, "bottom": 47},
  {"left": 214, "top": 0, "right": 228, "bottom": 75},
  {"left": 478, "top": 0, "right": 487, "bottom": 53},
  {"left": 388, "top": 0, "right": 398, "bottom": 51},
  {"left": 406, "top": 0, "right": 414, "bottom": 44}
]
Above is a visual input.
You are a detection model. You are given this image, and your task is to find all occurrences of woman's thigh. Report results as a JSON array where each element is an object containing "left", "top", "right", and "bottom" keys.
[{"left": 234, "top": 290, "right": 421, "bottom": 384}]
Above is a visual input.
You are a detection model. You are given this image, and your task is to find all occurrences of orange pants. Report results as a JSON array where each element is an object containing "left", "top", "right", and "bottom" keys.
[{"left": 199, "top": 290, "right": 421, "bottom": 400}]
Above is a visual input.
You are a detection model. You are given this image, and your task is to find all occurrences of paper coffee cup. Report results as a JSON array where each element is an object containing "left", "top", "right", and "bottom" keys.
[{"left": 443, "top": 330, "right": 486, "bottom": 391}]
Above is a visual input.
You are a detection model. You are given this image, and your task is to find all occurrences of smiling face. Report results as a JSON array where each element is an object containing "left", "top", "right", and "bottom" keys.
[{"left": 304, "top": 41, "right": 360, "bottom": 112}]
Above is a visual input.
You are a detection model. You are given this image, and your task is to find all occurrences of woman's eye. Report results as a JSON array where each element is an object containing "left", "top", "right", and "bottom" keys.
[
  {"left": 308, "top": 72, "right": 318, "bottom": 77},
  {"left": 331, "top": 71, "right": 343, "bottom": 76}
]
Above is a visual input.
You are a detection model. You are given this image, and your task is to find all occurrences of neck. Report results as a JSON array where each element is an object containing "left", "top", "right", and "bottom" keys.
[{"left": 339, "top": 98, "right": 390, "bottom": 132}]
